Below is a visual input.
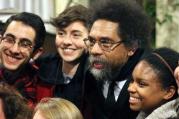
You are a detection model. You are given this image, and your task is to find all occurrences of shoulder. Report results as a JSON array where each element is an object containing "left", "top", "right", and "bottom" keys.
[
  {"left": 140, "top": 48, "right": 152, "bottom": 58},
  {"left": 146, "top": 98, "right": 179, "bottom": 119},
  {"left": 34, "top": 53, "right": 61, "bottom": 72},
  {"left": 35, "top": 53, "right": 60, "bottom": 65},
  {"left": 34, "top": 53, "right": 62, "bottom": 83}
]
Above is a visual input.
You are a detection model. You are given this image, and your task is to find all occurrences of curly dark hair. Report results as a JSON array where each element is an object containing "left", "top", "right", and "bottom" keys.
[
  {"left": 90, "top": 0, "right": 151, "bottom": 49},
  {"left": 0, "top": 82, "right": 32, "bottom": 119}
]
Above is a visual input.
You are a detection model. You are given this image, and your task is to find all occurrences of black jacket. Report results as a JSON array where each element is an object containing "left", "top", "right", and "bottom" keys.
[{"left": 35, "top": 53, "right": 88, "bottom": 109}]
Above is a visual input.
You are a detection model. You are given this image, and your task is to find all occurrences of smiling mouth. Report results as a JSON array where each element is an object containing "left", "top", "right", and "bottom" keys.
[
  {"left": 62, "top": 46, "right": 78, "bottom": 51},
  {"left": 61, "top": 48, "right": 77, "bottom": 54},
  {"left": 129, "top": 96, "right": 141, "bottom": 104},
  {"left": 3, "top": 52, "right": 22, "bottom": 63},
  {"left": 5, "top": 56, "right": 19, "bottom": 64}
]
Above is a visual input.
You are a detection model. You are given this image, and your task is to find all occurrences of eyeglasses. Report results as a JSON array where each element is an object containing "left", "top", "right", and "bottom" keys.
[
  {"left": 83, "top": 37, "right": 123, "bottom": 52},
  {"left": 0, "top": 35, "right": 33, "bottom": 52}
]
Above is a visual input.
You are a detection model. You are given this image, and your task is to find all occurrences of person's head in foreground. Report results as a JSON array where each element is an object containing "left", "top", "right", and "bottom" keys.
[
  {"left": 33, "top": 97, "right": 83, "bottom": 119},
  {"left": 128, "top": 47, "right": 178, "bottom": 115},
  {"left": 0, "top": 82, "right": 32, "bottom": 119}
]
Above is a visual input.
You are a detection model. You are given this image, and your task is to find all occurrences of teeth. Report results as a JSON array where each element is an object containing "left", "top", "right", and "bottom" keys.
[
  {"left": 7, "top": 56, "right": 18, "bottom": 63},
  {"left": 130, "top": 97, "right": 140, "bottom": 102},
  {"left": 64, "top": 48, "right": 72, "bottom": 50},
  {"left": 63, "top": 48, "right": 74, "bottom": 52}
]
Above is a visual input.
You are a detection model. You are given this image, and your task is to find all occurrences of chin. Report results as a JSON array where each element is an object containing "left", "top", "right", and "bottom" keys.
[
  {"left": 130, "top": 105, "right": 140, "bottom": 111},
  {"left": 4, "top": 65, "right": 18, "bottom": 71},
  {"left": 90, "top": 68, "right": 104, "bottom": 80},
  {"left": 3, "top": 61, "right": 23, "bottom": 71},
  {"left": 63, "top": 55, "right": 83, "bottom": 63},
  {"left": 65, "top": 56, "right": 77, "bottom": 61}
]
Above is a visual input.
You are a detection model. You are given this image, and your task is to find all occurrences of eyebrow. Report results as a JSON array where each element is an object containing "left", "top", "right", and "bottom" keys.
[
  {"left": 99, "top": 37, "right": 112, "bottom": 41},
  {"left": 133, "top": 76, "right": 149, "bottom": 82},
  {"left": 71, "top": 30, "right": 82, "bottom": 34},
  {"left": 5, "top": 33, "right": 32, "bottom": 42},
  {"left": 4, "top": 33, "right": 16, "bottom": 39}
]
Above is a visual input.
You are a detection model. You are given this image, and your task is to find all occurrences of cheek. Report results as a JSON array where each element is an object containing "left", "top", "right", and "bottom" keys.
[
  {"left": 139, "top": 86, "right": 157, "bottom": 99},
  {"left": 0, "top": 44, "right": 3, "bottom": 49},
  {"left": 106, "top": 52, "right": 127, "bottom": 67},
  {"left": 55, "top": 36, "right": 63, "bottom": 46},
  {"left": 140, "top": 89, "right": 164, "bottom": 109},
  {"left": 75, "top": 40, "right": 86, "bottom": 49},
  {"left": 20, "top": 52, "right": 32, "bottom": 64},
  {"left": 0, "top": 45, "right": 8, "bottom": 51},
  {"left": 25, "top": 50, "right": 32, "bottom": 57}
]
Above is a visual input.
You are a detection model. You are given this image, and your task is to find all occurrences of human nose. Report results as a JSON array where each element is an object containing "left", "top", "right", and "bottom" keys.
[
  {"left": 62, "top": 35, "right": 73, "bottom": 44},
  {"left": 90, "top": 41, "right": 103, "bottom": 55},
  {"left": 9, "top": 42, "right": 21, "bottom": 53},
  {"left": 128, "top": 82, "right": 136, "bottom": 93}
]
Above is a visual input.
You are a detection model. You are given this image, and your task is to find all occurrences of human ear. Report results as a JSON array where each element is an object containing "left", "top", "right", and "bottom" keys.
[
  {"left": 163, "top": 86, "right": 176, "bottom": 100},
  {"left": 127, "top": 48, "right": 136, "bottom": 56}
]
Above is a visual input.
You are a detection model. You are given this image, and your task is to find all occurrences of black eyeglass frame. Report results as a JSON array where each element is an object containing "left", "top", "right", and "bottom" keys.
[
  {"left": 0, "top": 36, "right": 33, "bottom": 50},
  {"left": 83, "top": 38, "right": 124, "bottom": 52}
]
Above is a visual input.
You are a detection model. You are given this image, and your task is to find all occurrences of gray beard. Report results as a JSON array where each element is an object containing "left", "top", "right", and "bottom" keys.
[
  {"left": 89, "top": 56, "right": 123, "bottom": 81},
  {"left": 90, "top": 65, "right": 122, "bottom": 81}
]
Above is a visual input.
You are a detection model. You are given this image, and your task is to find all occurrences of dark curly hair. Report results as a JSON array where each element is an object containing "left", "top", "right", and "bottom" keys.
[{"left": 90, "top": 0, "right": 151, "bottom": 49}]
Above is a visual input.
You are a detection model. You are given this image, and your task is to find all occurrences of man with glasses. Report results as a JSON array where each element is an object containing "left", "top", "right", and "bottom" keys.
[
  {"left": 0, "top": 12, "right": 46, "bottom": 108},
  {"left": 83, "top": 0, "right": 151, "bottom": 119}
]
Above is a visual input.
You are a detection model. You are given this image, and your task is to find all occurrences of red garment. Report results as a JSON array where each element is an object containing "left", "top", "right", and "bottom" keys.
[
  {"left": 36, "top": 82, "right": 55, "bottom": 102},
  {"left": 0, "top": 64, "right": 54, "bottom": 108}
]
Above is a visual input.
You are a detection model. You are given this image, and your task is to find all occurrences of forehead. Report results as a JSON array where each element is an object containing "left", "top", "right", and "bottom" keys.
[
  {"left": 58, "top": 21, "right": 88, "bottom": 33},
  {"left": 89, "top": 19, "right": 119, "bottom": 39},
  {"left": 133, "top": 61, "right": 160, "bottom": 83},
  {"left": 5, "top": 21, "right": 36, "bottom": 42}
]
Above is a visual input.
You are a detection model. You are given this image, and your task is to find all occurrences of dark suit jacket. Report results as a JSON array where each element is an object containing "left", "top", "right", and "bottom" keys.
[{"left": 84, "top": 73, "right": 138, "bottom": 119}]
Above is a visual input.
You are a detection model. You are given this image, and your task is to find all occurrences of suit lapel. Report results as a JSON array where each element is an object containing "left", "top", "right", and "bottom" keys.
[{"left": 115, "top": 79, "right": 130, "bottom": 110}]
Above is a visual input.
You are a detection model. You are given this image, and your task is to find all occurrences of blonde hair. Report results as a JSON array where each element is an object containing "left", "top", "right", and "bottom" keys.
[{"left": 34, "top": 98, "right": 83, "bottom": 119}]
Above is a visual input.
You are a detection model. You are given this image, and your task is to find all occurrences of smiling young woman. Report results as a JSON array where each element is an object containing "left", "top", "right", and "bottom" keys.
[{"left": 128, "top": 47, "right": 179, "bottom": 119}]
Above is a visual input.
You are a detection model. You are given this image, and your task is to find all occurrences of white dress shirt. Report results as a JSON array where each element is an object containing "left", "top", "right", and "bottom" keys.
[{"left": 103, "top": 79, "right": 127, "bottom": 101}]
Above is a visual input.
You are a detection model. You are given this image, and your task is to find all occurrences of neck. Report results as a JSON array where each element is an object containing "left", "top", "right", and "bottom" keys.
[
  {"left": 4, "top": 64, "right": 26, "bottom": 75},
  {"left": 62, "top": 61, "right": 80, "bottom": 78}
]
